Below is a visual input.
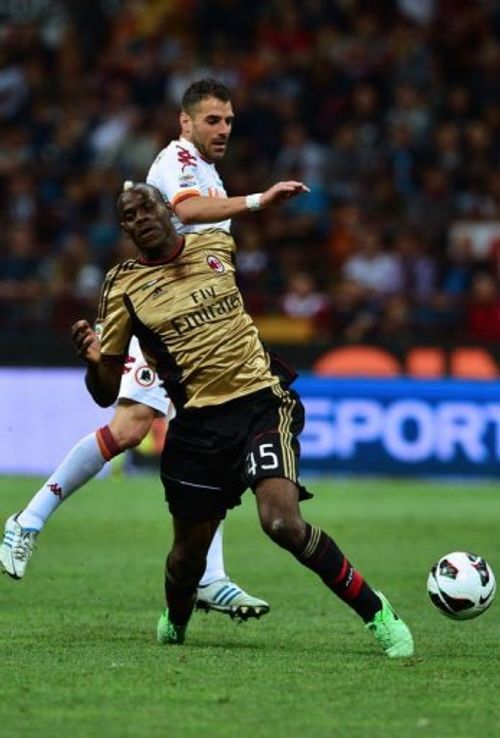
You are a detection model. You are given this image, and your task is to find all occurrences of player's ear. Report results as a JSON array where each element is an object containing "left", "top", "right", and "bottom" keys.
[
  {"left": 117, "top": 210, "right": 130, "bottom": 232},
  {"left": 180, "top": 110, "right": 191, "bottom": 134}
]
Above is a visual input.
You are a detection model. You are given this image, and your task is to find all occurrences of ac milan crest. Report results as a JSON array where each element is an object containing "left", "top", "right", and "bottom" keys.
[{"left": 207, "top": 254, "right": 225, "bottom": 273}]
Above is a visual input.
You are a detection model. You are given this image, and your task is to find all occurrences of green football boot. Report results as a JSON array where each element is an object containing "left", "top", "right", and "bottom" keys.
[
  {"left": 157, "top": 609, "right": 187, "bottom": 645},
  {"left": 366, "top": 592, "right": 414, "bottom": 658}
]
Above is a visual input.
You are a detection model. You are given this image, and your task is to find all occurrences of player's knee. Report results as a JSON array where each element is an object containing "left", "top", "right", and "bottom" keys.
[
  {"left": 260, "top": 513, "right": 303, "bottom": 549},
  {"left": 118, "top": 423, "right": 150, "bottom": 449},
  {"left": 109, "top": 418, "right": 151, "bottom": 449},
  {"left": 110, "top": 403, "right": 155, "bottom": 449}
]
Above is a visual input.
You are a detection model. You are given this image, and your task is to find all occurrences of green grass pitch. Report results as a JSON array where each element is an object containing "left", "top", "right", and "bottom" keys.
[{"left": 0, "top": 474, "right": 499, "bottom": 738}]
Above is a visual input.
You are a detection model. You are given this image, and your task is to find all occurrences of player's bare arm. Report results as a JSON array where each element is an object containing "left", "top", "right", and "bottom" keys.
[
  {"left": 175, "top": 180, "right": 310, "bottom": 225},
  {"left": 71, "top": 319, "right": 122, "bottom": 407}
]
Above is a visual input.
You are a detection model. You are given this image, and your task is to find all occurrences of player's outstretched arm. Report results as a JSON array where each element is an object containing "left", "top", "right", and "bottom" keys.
[
  {"left": 175, "top": 180, "right": 310, "bottom": 225},
  {"left": 71, "top": 319, "right": 122, "bottom": 408}
]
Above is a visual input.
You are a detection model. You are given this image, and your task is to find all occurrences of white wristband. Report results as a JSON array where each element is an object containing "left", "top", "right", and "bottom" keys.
[{"left": 245, "top": 193, "right": 263, "bottom": 211}]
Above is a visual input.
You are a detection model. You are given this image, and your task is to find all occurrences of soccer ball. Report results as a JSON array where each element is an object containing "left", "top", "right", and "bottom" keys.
[{"left": 427, "top": 551, "right": 496, "bottom": 620}]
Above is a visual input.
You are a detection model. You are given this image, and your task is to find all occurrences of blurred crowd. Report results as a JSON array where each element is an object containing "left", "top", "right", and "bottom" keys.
[{"left": 1, "top": 0, "right": 500, "bottom": 349}]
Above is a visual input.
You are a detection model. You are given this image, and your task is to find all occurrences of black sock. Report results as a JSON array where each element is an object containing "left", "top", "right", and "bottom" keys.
[
  {"left": 294, "top": 523, "right": 382, "bottom": 622},
  {"left": 165, "top": 565, "right": 196, "bottom": 626}
]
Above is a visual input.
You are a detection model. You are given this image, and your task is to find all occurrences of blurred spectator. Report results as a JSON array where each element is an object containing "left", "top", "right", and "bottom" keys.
[
  {"left": 441, "top": 235, "right": 475, "bottom": 300},
  {"left": 397, "top": 0, "right": 436, "bottom": 27},
  {"left": 406, "top": 167, "right": 455, "bottom": 246},
  {"left": 6, "top": 172, "right": 38, "bottom": 224},
  {"left": 386, "top": 82, "right": 431, "bottom": 144},
  {"left": 0, "top": 60, "right": 29, "bottom": 121},
  {"left": 324, "top": 202, "right": 363, "bottom": 274},
  {"left": 388, "top": 19, "right": 434, "bottom": 89},
  {"left": 281, "top": 271, "right": 331, "bottom": 339},
  {"left": 276, "top": 123, "right": 328, "bottom": 187},
  {"left": 391, "top": 229, "right": 436, "bottom": 301},
  {"left": 235, "top": 224, "right": 280, "bottom": 314},
  {"left": 87, "top": 79, "right": 135, "bottom": 167},
  {"left": 164, "top": 44, "right": 209, "bottom": 106},
  {"left": 0, "top": 223, "right": 43, "bottom": 284},
  {"left": 330, "top": 279, "right": 378, "bottom": 344},
  {"left": 465, "top": 273, "right": 500, "bottom": 343},
  {"left": 112, "top": 111, "right": 163, "bottom": 179},
  {"left": 349, "top": 82, "right": 383, "bottom": 154},
  {"left": 373, "top": 294, "right": 414, "bottom": 348},
  {"left": 429, "top": 122, "right": 463, "bottom": 186},
  {"left": 342, "top": 228, "right": 399, "bottom": 298},
  {"left": 260, "top": 3, "right": 313, "bottom": 58},
  {"left": 281, "top": 271, "right": 330, "bottom": 319},
  {"left": 384, "top": 121, "right": 418, "bottom": 199},
  {"left": 438, "top": 84, "right": 475, "bottom": 131},
  {"left": 0, "top": 223, "right": 45, "bottom": 329},
  {"left": 328, "top": 123, "right": 371, "bottom": 202},
  {"left": 45, "top": 232, "right": 103, "bottom": 332}
]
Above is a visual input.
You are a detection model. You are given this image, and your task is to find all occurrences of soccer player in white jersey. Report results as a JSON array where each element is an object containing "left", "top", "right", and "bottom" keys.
[
  {"left": 146, "top": 78, "right": 309, "bottom": 237},
  {"left": 0, "top": 334, "right": 270, "bottom": 619}
]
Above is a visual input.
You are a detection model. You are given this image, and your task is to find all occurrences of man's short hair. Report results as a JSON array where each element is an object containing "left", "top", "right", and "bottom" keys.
[
  {"left": 181, "top": 78, "right": 231, "bottom": 114},
  {"left": 117, "top": 182, "right": 166, "bottom": 212}
]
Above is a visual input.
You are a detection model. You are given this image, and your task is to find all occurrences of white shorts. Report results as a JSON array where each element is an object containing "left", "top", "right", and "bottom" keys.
[{"left": 118, "top": 336, "right": 175, "bottom": 419}]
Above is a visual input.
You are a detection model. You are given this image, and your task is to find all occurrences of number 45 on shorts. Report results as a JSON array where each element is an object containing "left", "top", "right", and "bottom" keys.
[{"left": 245, "top": 436, "right": 294, "bottom": 484}]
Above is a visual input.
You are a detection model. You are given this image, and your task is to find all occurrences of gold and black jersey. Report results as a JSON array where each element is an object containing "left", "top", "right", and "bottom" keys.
[{"left": 95, "top": 230, "right": 281, "bottom": 410}]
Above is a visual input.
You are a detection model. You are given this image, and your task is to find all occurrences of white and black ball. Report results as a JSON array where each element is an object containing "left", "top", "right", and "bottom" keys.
[{"left": 427, "top": 551, "right": 496, "bottom": 620}]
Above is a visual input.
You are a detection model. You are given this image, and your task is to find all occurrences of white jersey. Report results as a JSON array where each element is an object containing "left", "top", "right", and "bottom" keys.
[
  {"left": 118, "top": 336, "right": 175, "bottom": 419},
  {"left": 146, "top": 136, "right": 231, "bottom": 235}
]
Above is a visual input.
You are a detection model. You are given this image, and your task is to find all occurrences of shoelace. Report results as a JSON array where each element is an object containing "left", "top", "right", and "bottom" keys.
[{"left": 13, "top": 533, "right": 36, "bottom": 561}]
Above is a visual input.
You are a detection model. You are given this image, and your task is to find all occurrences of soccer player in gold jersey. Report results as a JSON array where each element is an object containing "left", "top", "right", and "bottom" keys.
[{"left": 72, "top": 183, "right": 414, "bottom": 658}]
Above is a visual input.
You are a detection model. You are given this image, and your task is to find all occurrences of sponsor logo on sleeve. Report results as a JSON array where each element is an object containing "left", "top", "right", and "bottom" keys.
[
  {"left": 176, "top": 145, "right": 198, "bottom": 171},
  {"left": 179, "top": 174, "right": 196, "bottom": 188}
]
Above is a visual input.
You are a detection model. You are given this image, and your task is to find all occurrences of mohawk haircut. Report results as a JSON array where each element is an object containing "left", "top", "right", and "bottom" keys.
[
  {"left": 181, "top": 78, "right": 231, "bottom": 114},
  {"left": 117, "top": 182, "right": 166, "bottom": 211}
]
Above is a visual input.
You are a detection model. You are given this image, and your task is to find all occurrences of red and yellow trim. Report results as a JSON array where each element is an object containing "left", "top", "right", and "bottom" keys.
[
  {"left": 171, "top": 189, "right": 201, "bottom": 208},
  {"left": 96, "top": 425, "right": 122, "bottom": 461}
]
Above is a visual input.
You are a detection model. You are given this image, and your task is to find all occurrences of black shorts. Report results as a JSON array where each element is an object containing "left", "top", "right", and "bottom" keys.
[{"left": 160, "top": 384, "right": 312, "bottom": 521}]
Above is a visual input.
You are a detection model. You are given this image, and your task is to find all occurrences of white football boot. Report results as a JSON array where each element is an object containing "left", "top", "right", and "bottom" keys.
[
  {"left": 0, "top": 513, "right": 38, "bottom": 579},
  {"left": 196, "top": 577, "right": 270, "bottom": 620}
]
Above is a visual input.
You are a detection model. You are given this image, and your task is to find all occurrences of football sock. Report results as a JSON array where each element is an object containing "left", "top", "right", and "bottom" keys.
[
  {"left": 17, "top": 428, "right": 119, "bottom": 531},
  {"left": 165, "top": 562, "right": 196, "bottom": 626},
  {"left": 294, "top": 523, "right": 382, "bottom": 622},
  {"left": 198, "top": 523, "right": 226, "bottom": 586}
]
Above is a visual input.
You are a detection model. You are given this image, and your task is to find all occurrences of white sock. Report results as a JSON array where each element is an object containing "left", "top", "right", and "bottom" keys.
[
  {"left": 199, "top": 522, "right": 226, "bottom": 586},
  {"left": 17, "top": 432, "right": 107, "bottom": 531}
]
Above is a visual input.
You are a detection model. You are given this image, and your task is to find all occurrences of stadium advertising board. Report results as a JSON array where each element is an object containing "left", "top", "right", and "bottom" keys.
[
  {"left": 1, "top": 369, "right": 500, "bottom": 477},
  {"left": 296, "top": 376, "right": 500, "bottom": 478}
]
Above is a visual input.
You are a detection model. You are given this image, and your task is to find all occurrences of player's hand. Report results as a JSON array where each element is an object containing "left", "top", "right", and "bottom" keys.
[
  {"left": 260, "top": 181, "right": 310, "bottom": 208},
  {"left": 71, "top": 320, "right": 101, "bottom": 364}
]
